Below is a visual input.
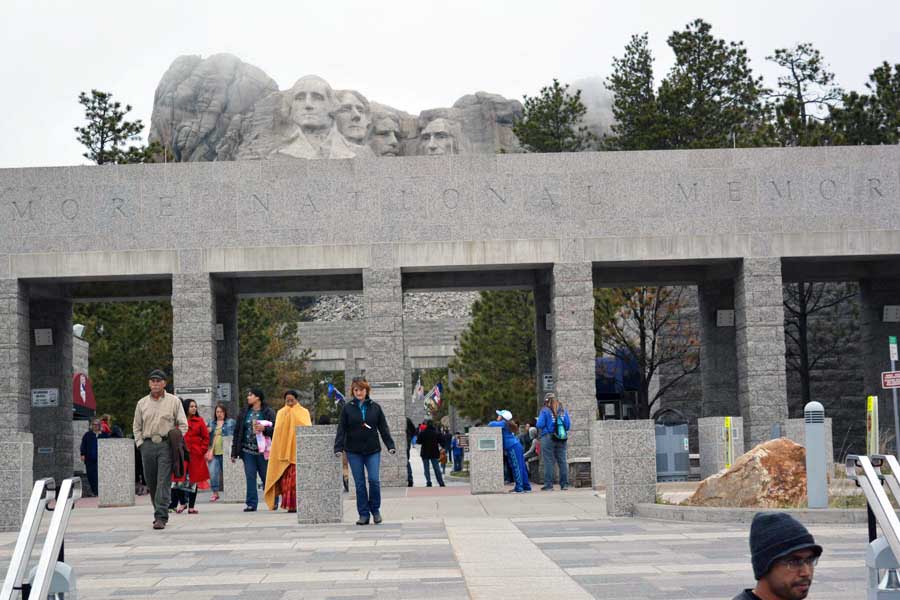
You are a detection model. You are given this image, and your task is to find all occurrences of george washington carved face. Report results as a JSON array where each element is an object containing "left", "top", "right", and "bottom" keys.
[{"left": 289, "top": 75, "right": 335, "bottom": 133}]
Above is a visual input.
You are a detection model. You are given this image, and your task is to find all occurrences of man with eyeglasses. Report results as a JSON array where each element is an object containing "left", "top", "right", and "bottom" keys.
[{"left": 733, "top": 512, "right": 823, "bottom": 600}]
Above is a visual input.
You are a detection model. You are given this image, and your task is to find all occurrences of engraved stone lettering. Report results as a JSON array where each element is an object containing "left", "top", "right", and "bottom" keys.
[
  {"left": 487, "top": 186, "right": 506, "bottom": 205},
  {"left": 868, "top": 178, "right": 884, "bottom": 198},
  {"left": 111, "top": 197, "right": 127, "bottom": 217},
  {"left": 769, "top": 180, "right": 792, "bottom": 200},
  {"left": 349, "top": 190, "right": 362, "bottom": 210},
  {"left": 159, "top": 196, "right": 175, "bottom": 217},
  {"left": 727, "top": 181, "right": 742, "bottom": 202},
  {"left": 586, "top": 184, "right": 602, "bottom": 206},
  {"left": 11, "top": 200, "right": 34, "bottom": 221},
  {"left": 251, "top": 193, "right": 269, "bottom": 212},
  {"left": 442, "top": 188, "right": 460, "bottom": 209},
  {"left": 60, "top": 199, "right": 79, "bottom": 220},
  {"left": 543, "top": 187, "right": 560, "bottom": 207},
  {"left": 819, "top": 179, "right": 837, "bottom": 200},
  {"left": 300, "top": 193, "right": 317, "bottom": 212},
  {"left": 399, "top": 189, "right": 412, "bottom": 211},
  {"left": 677, "top": 182, "right": 698, "bottom": 202}
]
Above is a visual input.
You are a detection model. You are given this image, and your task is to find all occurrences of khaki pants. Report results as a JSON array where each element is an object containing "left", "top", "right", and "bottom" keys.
[{"left": 140, "top": 440, "right": 172, "bottom": 523}]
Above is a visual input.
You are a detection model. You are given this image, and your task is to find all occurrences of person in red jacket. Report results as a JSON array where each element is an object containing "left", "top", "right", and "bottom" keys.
[{"left": 169, "top": 398, "right": 210, "bottom": 514}]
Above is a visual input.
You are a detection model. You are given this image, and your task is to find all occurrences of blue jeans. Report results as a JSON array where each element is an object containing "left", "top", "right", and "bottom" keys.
[
  {"left": 452, "top": 450, "right": 463, "bottom": 472},
  {"left": 347, "top": 451, "right": 381, "bottom": 519},
  {"left": 241, "top": 450, "right": 267, "bottom": 508},
  {"left": 422, "top": 457, "right": 445, "bottom": 486},
  {"left": 209, "top": 454, "right": 223, "bottom": 492},
  {"left": 540, "top": 433, "right": 568, "bottom": 488}
]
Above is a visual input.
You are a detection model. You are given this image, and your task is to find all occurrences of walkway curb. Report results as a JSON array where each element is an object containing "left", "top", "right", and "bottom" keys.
[{"left": 635, "top": 503, "right": 871, "bottom": 525}]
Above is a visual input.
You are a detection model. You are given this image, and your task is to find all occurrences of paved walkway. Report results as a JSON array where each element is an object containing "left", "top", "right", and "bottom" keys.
[{"left": 0, "top": 486, "right": 869, "bottom": 599}]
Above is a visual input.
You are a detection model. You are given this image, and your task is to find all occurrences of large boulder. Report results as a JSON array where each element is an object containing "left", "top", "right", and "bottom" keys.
[
  {"left": 685, "top": 438, "right": 808, "bottom": 508},
  {"left": 148, "top": 54, "right": 278, "bottom": 162}
]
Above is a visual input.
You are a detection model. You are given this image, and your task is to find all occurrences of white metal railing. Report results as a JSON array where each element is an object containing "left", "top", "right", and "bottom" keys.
[
  {"left": 0, "top": 477, "right": 81, "bottom": 600},
  {"left": 847, "top": 455, "right": 900, "bottom": 561}
]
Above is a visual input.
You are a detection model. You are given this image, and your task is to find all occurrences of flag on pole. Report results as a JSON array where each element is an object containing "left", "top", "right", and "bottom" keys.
[
  {"left": 327, "top": 383, "right": 345, "bottom": 406},
  {"left": 413, "top": 377, "right": 425, "bottom": 405},
  {"left": 432, "top": 383, "right": 442, "bottom": 407}
]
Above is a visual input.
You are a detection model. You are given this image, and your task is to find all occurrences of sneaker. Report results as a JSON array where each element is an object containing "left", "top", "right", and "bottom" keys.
[
  {"left": 243, "top": 506, "right": 257, "bottom": 512},
  {"left": 210, "top": 494, "right": 219, "bottom": 502},
  {"left": 175, "top": 505, "right": 186, "bottom": 514},
  {"left": 426, "top": 482, "right": 432, "bottom": 487},
  {"left": 540, "top": 485, "right": 552, "bottom": 491},
  {"left": 438, "top": 483, "right": 446, "bottom": 487},
  {"left": 152, "top": 520, "right": 165, "bottom": 530},
  {"left": 373, "top": 512, "right": 383, "bottom": 524},
  {"left": 356, "top": 516, "right": 370, "bottom": 525},
  {"left": 188, "top": 508, "right": 198, "bottom": 514}
]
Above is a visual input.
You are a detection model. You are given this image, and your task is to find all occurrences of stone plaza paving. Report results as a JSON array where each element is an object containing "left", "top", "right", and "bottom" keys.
[{"left": 0, "top": 486, "right": 869, "bottom": 599}]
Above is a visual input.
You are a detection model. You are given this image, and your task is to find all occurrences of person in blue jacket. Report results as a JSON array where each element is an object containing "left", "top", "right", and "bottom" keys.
[
  {"left": 536, "top": 393, "right": 571, "bottom": 490},
  {"left": 80, "top": 418, "right": 109, "bottom": 496},
  {"left": 451, "top": 432, "right": 464, "bottom": 472},
  {"left": 489, "top": 410, "right": 531, "bottom": 493}
]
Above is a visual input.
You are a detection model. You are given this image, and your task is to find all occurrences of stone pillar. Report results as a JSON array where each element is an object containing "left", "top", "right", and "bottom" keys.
[
  {"left": 221, "top": 436, "right": 245, "bottom": 503},
  {"left": 735, "top": 258, "right": 788, "bottom": 448},
  {"left": 697, "top": 416, "right": 744, "bottom": 480},
  {"left": 172, "top": 273, "right": 218, "bottom": 421},
  {"left": 98, "top": 438, "right": 135, "bottom": 507},
  {"left": 0, "top": 279, "right": 30, "bottom": 433},
  {"left": 590, "top": 420, "right": 607, "bottom": 489},
  {"left": 551, "top": 263, "right": 597, "bottom": 460},
  {"left": 296, "top": 425, "right": 343, "bottom": 524},
  {"left": 468, "top": 427, "right": 504, "bottom": 494},
  {"left": 859, "top": 279, "right": 900, "bottom": 421},
  {"left": 594, "top": 420, "right": 656, "bottom": 516},
  {"left": 784, "top": 417, "right": 834, "bottom": 467},
  {"left": 362, "top": 267, "right": 406, "bottom": 487},
  {"left": 533, "top": 271, "right": 553, "bottom": 411},
  {"left": 29, "top": 296, "right": 74, "bottom": 485},
  {"left": 214, "top": 281, "right": 239, "bottom": 417},
  {"left": 0, "top": 432, "right": 33, "bottom": 532},
  {"left": 698, "top": 282, "right": 739, "bottom": 417}
]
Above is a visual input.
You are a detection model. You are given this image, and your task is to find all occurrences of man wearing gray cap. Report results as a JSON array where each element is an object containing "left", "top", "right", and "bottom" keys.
[
  {"left": 733, "top": 512, "right": 823, "bottom": 599},
  {"left": 133, "top": 369, "right": 188, "bottom": 530}
]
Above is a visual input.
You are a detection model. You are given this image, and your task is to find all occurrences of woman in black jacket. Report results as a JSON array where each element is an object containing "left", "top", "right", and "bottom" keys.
[
  {"left": 417, "top": 421, "right": 445, "bottom": 487},
  {"left": 334, "top": 378, "right": 396, "bottom": 525},
  {"left": 230, "top": 387, "right": 276, "bottom": 512}
]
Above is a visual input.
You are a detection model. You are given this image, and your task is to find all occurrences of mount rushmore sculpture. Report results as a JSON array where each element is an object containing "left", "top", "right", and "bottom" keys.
[{"left": 148, "top": 53, "right": 612, "bottom": 161}]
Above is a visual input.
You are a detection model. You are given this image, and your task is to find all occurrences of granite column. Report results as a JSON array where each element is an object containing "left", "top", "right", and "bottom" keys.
[
  {"left": 697, "top": 281, "right": 739, "bottom": 417},
  {"left": 734, "top": 258, "right": 788, "bottom": 448},
  {"left": 172, "top": 273, "right": 217, "bottom": 420}
]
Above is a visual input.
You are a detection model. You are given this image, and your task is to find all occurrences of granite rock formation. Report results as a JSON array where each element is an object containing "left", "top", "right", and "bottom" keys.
[
  {"left": 685, "top": 438, "right": 808, "bottom": 508},
  {"left": 149, "top": 53, "right": 615, "bottom": 161}
]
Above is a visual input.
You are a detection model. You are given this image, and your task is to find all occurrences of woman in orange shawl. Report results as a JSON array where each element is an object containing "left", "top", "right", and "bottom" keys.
[{"left": 264, "top": 389, "right": 311, "bottom": 512}]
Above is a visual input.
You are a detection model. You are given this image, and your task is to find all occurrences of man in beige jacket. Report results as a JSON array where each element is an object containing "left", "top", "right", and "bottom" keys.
[{"left": 133, "top": 369, "right": 187, "bottom": 530}]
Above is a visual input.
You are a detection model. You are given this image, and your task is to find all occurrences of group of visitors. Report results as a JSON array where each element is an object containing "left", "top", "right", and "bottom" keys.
[
  {"left": 487, "top": 392, "right": 572, "bottom": 493},
  {"left": 133, "top": 369, "right": 321, "bottom": 529}
]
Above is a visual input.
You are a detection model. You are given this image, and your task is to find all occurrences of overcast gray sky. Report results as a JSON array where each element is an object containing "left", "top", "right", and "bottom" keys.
[{"left": 2, "top": 0, "right": 898, "bottom": 168}]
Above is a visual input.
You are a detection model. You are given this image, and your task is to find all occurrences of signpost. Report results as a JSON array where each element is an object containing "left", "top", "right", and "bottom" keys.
[
  {"left": 888, "top": 337, "right": 900, "bottom": 456},
  {"left": 867, "top": 396, "right": 880, "bottom": 455}
]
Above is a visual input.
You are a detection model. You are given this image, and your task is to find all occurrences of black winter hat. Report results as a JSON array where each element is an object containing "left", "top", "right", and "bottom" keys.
[{"left": 750, "top": 512, "right": 822, "bottom": 579}]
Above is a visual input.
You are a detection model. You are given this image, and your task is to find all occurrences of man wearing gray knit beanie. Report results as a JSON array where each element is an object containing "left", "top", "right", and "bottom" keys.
[{"left": 732, "top": 512, "right": 823, "bottom": 600}]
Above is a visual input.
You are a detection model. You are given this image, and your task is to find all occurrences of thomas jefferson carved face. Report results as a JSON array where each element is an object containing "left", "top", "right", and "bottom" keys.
[
  {"left": 289, "top": 76, "right": 335, "bottom": 133},
  {"left": 418, "top": 118, "right": 457, "bottom": 155},
  {"left": 335, "top": 91, "right": 370, "bottom": 144},
  {"left": 370, "top": 115, "right": 401, "bottom": 156}
]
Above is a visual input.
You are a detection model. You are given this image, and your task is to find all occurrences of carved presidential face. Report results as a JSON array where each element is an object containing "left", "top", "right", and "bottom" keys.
[
  {"left": 370, "top": 116, "right": 401, "bottom": 156},
  {"left": 419, "top": 118, "right": 457, "bottom": 155},
  {"left": 290, "top": 76, "right": 334, "bottom": 132},
  {"left": 335, "top": 91, "right": 370, "bottom": 144}
]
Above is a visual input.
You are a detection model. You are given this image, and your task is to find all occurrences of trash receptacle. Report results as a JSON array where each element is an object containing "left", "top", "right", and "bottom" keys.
[{"left": 654, "top": 409, "right": 690, "bottom": 482}]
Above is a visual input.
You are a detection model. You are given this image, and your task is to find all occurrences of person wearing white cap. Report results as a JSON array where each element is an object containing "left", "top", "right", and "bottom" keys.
[{"left": 489, "top": 409, "right": 532, "bottom": 493}]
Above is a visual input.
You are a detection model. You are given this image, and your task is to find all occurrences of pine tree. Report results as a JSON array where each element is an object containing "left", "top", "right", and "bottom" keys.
[
  {"left": 512, "top": 79, "right": 594, "bottom": 152},
  {"left": 830, "top": 62, "right": 900, "bottom": 144},
  {"left": 766, "top": 43, "right": 842, "bottom": 146},
  {"left": 74, "top": 89, "right": 160, "bottom": 164},
  {"left": 604, "top": 33, "right": 662, "bottom": 150},
  {"left": 446, "top": 291, "right": 537, "bottom": 424}
]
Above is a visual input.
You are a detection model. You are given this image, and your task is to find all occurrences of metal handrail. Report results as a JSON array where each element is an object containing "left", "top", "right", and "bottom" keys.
[
  {"left": 29, "top": 477, "right": 81, "bottom": 600},
  {"left": 0, "top": 478, "right": 55, "bottom": 600},
  {"left": 847, "top": 455, "right": 900, "bottom": 563}
]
